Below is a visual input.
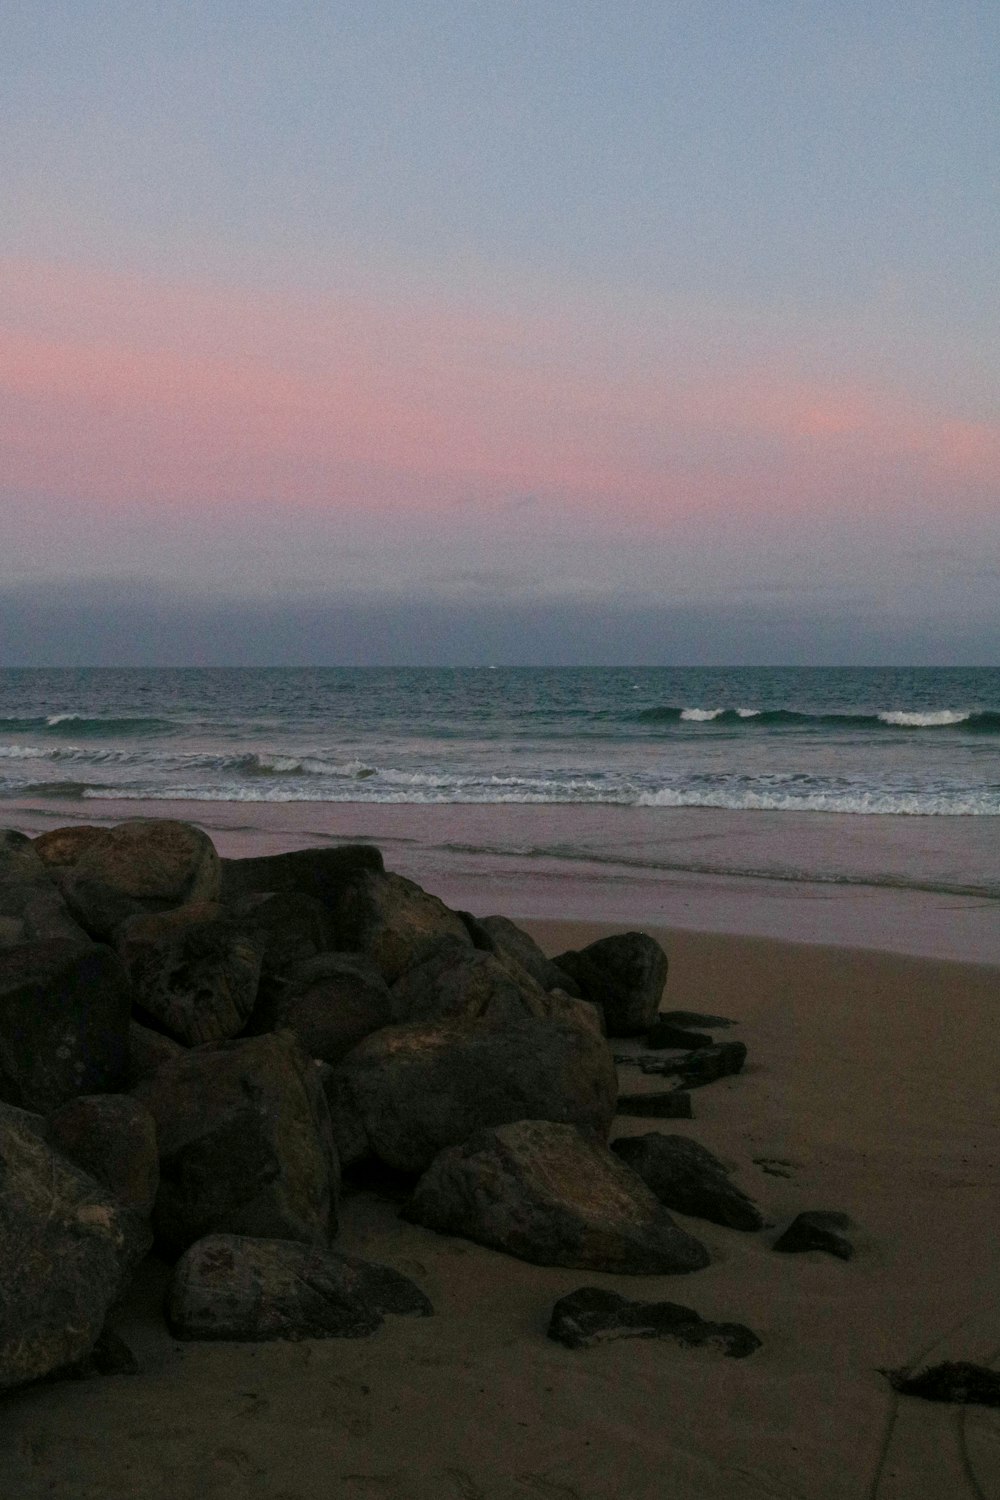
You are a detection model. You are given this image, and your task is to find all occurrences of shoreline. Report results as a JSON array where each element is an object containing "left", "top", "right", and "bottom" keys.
[{"left": 3, "top": 916, "right": 998, "bottom": 1499}]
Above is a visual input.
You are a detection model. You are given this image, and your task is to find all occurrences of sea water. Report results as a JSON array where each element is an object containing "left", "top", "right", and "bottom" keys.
[{"left": 2, "top": 667, "right": 998, "bottom": 947}]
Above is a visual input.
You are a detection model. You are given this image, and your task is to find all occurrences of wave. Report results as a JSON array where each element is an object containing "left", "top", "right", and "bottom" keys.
[
  {"left": 637, "top": 706, "right": 1000, "bottom": 732},
  {"left": 0, "top": 714, "right": 177, "bottom": 737}
]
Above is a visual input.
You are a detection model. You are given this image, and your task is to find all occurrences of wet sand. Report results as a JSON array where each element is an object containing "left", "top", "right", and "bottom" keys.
[{"left": 2, "top": 921, "right": 998, "bottom": 1500}]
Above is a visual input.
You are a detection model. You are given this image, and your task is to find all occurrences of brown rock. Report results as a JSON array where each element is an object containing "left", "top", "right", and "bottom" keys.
[
  {"left": 332, "top": 870, "right": 472, "bottom": 984},
  {"left": 0, "top": 828, "right": 90, "bottom": 947},
  {"left": 62, "top": 819, "right": 221, "bottom": 940},
  {"left": 48, "top": 1094, "right": 159, "bottom": 1216},
  {"left": 553, "top": 932, "right": 668, "bottom": 1037},
  {"left": 266, "top": 952, "right": 392, "bottom": 1064},
  {"left": 32, "top": 825, "right": 113, "bottom": 869}
]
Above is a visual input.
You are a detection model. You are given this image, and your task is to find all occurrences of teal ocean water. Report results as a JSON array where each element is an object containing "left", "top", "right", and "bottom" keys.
[{"left": 1, "top": 666, "right": 997, "bottom": 817}]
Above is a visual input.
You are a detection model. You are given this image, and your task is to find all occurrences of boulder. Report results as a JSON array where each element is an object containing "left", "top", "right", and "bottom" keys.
[
  {"left": 62, "top": 819, "right": 221, "bottom": 940},
  {"left": 336, "top": 1015, "right": 618, "bottom": 1174},
  {"left": 389, "top": 937, "right": 551, "bottom": 1025},
  {"left": 773, "top": 1210, "right": 854, "bottom": 1260},
  {"left": 0, "top": 828, "right": 90, "bottom": 947},
  {"left": 218, "top": 843, "right": 383, "bottom": 903},
  {"left": 167, "top": 1233, "right": 431, "bottom": 1341},
  {"left": 48, "top": 1094, "right": 159, "bottom": 1216},
  {"left": 0, "top": 1103, "right": 151, "bottom": 1392},
  {"left": 32, "top": 825, "right": 113, "bottom": 869},
  {"left": 616, "top": 1091, "right": 693, "bottom": 1119},
  {"left": 125, "top": 1020, "right": 185, "bottom": 1086},
  {"left": 265, "top": 952, "right": 393, "bottom": 1064},
  {"left": 611, "top": 1133, "right": 764, "bottom": 1231},
  {"left": 406, "top": 1119, "right": 709, "bottom": 1274},
  {"left": 0, "top": 939, "right": 131, "bottom": 1111},
  {"left": 476, "top": 915, "right": 581, "bottom": 995},
  {"left": 547, "top": 1286, "right": 760, "bottom": 1356},
  {"left": 552, "top": 932, "right": 667, "bottom": 1036},
  {"left": 117, "top": 903, "right": 263, "bottom": 1046},
  {"left": 133, "top": 1032, "right": 339, "bottom": 1258},
  {"left": 883, "top": 1362, "right": 1000, "bottom": 1407},
  {"left": 331, "top": 870, "right": 472, "bottom": 984},
  {"left": 224, "top": 891, "right": 337, "bottom": 1013}
]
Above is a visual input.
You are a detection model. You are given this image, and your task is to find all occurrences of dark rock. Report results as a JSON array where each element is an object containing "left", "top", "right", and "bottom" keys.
[
  {"left": 62, "top": 1329, "right": 140, "bottom": 1379},
  {"left": 0, "top": 1103, "right": 151, "bottom": 1392},
  {"left": 659, "top": 1009, "right": 737, "bottom": 1029},
  {"left": 455, "top": 910, "right": 496, "bottom": 951},
  {"left": 167, "top": 1233, "right": 432, "bottom": 1341},
  {"left": 48, "top": 1094, "right": 159, "bottom": 1216},
  {"left": 32, "top": 825, "right": 113, "bottom": 870},
  {"left": 265, "top": 952, "right": 392, "bottom": 1064},
  {"left": 117, "top": 903, "right": 264, "bottom": 1046},
  {"left": 225, "top": 891, "right": 338, "bottom": 1014},
  {"left": 616, "top": 1091, "right": 693, "bottom": 1119},
  {"left": 0, "top": 939, "right": 131, "bottom": 1111},
  {"left": 389, "top": 937, "right": 551, "bottom": 1025},
  {"left": 406, "top": 1119, "right": 709, "bottom": 1274},
  {"left": 317, "top": 1063, "right": 370, "bottom": 1170},
  {"left": 668, "top": 1042, "right": 748, "bottom": 1088},
  {"left": 773, "top": 1210, "right": 854, "bottom": 1260},
  {"left": 0, "top": 828, "right": 90, "bottom": 947},
  {"left": 125, "top": 1020, "right": 185, "bottom": 1086},
  {"left": 62, "top": 819, "right": 221, "bottom": 940},
  {"left": 218, "top": 843, "right": 383, "bottom": 904},
  {"left": 133, "top": 1032, "right": 340, "bottom": 1258},
  {"left": 477, "top": 915, "right": 582, "bottom": 995},
  {"left": 883, "top": 1361, "right": 1000, "bottom": 1406},
  {"left": 611, "top": 1133, "right": 764, "bottom": 1230},
  {"left": 646, "top": 1021, "right": 714, "bottom": 1050},
  {"left": 331, "top": 870, "right": 472, "bottom": 984},
  {"left": 552, "top": 932, "right": 667, "bottom": 1036},
  {"left": 336, "top": 1015, "right": 618, "bottom": 1173},
  {"left": 547, "top": 1286, "right": 760, "bottom": 1356}
]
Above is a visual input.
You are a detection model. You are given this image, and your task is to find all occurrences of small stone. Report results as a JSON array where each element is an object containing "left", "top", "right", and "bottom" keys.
[
  {"left": 548, "top": 1286, "right": 760, "bottom": 1357},
  {"left": 883, "top": 1362, "right": 1000, "bottom": 1407},
  {"left": 773, "top": 1211, "right": 854, "bottom": 1260}
]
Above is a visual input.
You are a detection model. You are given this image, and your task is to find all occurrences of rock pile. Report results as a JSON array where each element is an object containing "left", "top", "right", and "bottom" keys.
[{"left": 0, "top": 817, "right": 784, "bottom": 1393}]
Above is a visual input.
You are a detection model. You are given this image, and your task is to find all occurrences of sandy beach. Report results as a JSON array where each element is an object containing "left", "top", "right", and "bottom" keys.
[{"left": 2, "top": 913, "right": 997, "bottom": 1500}]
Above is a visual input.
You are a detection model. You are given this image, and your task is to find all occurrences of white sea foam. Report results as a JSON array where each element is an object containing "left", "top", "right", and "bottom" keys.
[
  {"left": 45, "top": 713, "right": 80, "bottom": 726},
  {"left": 680, "top": 707, "right": 724, "bottom": 721},
  {"left": 736, "top": 708, "right": 760, "bottom": 718},
  {"left": 0, "top": 745, "right": 48, "bottom": 759},
  {"left": 878, "top": 710, "right": 970, "bottom": 728},
  {"left": 636, "top": 787, "right": 999, "bottom": 815}
]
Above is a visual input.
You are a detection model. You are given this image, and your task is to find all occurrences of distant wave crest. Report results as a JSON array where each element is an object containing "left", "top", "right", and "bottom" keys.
[{"left": 637, "top": 705, "right": 1000, "bottom": 732}]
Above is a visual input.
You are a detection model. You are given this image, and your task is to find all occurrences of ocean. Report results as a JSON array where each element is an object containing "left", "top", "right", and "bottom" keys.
[{"left": 2, "top": 666, "right": 998, "bottom": 958}]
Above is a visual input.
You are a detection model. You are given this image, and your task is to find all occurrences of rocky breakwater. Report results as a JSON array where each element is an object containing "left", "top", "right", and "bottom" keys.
[{"left": 1, "top": 817, "right": 773, "bottom": 1395}]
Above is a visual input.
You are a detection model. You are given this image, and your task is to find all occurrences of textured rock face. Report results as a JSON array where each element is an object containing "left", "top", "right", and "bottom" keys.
[
  {"left": 167, "top": 1234, "right": 432, "bottom": 1341},
  {"left": 48, "top": 1094, "right": 160, "bottom": 1216},
  {"left": 125, "top": 1020, "right": 185, "bottom": 1087},
  {"left": 267, "top": 952, "right": 393, "bottom": 1064},
  {"left": 225, "top": 892, "right": 337, "bottom": 1015},
  {"left": 389, "top": 937, "right": 551, "bottom": 1025},
  {"left": 406, "top": 1119, "right": 709, "bottom": 1274},
  {"left": 62, "top": 819, "right": 221, "bottom": 940},
  {"left": 547, "top": 1286, "right": 760, "bottom": 1356},
  {"left": 117, "top": 903, "right": 264, "bottom": 1046},
  {"left": 134, "top": 1032, "right": 340, "bottom": 1257},
  {"left": 32, "top": 826, "right": 113, "bottom": 870},
  {"left": 218, "top": 843, "right": 384, "bottom": 903},
  {"left": 553, "top": 932, "right": 668, "bottom": 1037},
  {"left": 336, "top": 1015, "right": 618, "bottom": 1173},
  {"left": 0, "top": 939, "right": 131, "bottom": 1111},
  {"left": 0, "top": 1103, "right": 151, "bottom": 1392},
  {"left": 332, "top": 870, "right": 472, "bottom": 984},
  {"left": 611, "top": 1133, "right": 764, "bottom": 1231},
  {"left": 0, "top": 829, "right": 90, "bottom": 948},
  {"left": 773, "top": 1210, "right": 854, "bottom": 1260},
  {"left": 477, "top": 915, "right": 581, "bottom": 995}
]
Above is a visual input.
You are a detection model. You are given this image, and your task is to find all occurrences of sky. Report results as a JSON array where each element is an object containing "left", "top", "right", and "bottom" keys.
[{"left": 2, "top": 1, "right": 998, "bottom": 665}]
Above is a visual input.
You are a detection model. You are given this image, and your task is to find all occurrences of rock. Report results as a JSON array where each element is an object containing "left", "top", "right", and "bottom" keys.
[
  {"left": 117, "top": 903, "right": 263, "bottom": 1046},
  {"left": 0, "top": 939, "right": 131, "bottom": 1111},
  {"left": 773, "top": 1211, "right": 854, "bottom": 1260},
  {"left": 675, "top": 1041, "right": 747, "bottom": 1087},
  {"left": 167, "top": 1233, "right": 432, "bottom": 1341},
  {"left": 477, "top": 915, "right": 581, "bottom": 995},
  {"left": 336, "top": 1015, "right": 618, "bottom": 1174},
  {"left": 646, "top": 1021, "right": 714, "bottom": 1050},
  {"left": 0, "top": 828, "right": 90, "bottom": 947},
  {"left": 552, "top": 932, "right": 667, "bottom": 1036},
  {"left": 225, "top": 891, "right": 338, "bottom": 1013},
  {"left": 125, "top": 1020, "right": 185, "bottom": 1086},
  {"left": 48, "top": 1095, "right": 159, "bottom": 1216},
  {"left": 406, "top": 1119, "right": 709, "bottom": 1274},
  {"left": 332, "top": 870, "right": 472, "bottom": 984},
  {"left": 265, "top": 952, "right": 393, "bottom": 1064},
  {"left": 389, "top": 937, "right": 551, "bottom": 1025},
  {"left": 62, "top": 819, "right": 221, "bottom": 940},
  {"left": 62, "top": 1328, "right": 140, "bottom": 1379},
  {"left": 133, "top": 1032, "right": 340, "bottom": 1258},
  {"left": 616, "top": 1091, "right": 693, "bottom": 1119},
  {"left": 883, "top": 1362, "right": 1000, "bottom": 1406},
  {"left": 218, "top": 843, "right": 384, "bottom": 903},
  {"left": 33, "top": 825, "right": 113, "bottom": 869},
  {"left": 0, "top": 1103, "right": 151, "bottom": 1392},
  {"left": 611, "top": 1133, "right": 764, "bottom": 1231},
  {"left": 547, "top": 1286, "right": 760, "bottom": 1356},
  {"left": 659, "top": 1009, "right": 737, "bottom": 1029}
]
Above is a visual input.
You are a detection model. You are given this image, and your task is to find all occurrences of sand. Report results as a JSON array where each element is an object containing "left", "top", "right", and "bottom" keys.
[{"left": 2, "top": 923, "right": 998, "bottom": 1500}]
